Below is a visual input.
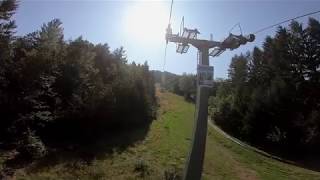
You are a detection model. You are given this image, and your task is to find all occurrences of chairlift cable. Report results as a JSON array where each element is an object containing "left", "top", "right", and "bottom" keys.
[
  {"left": 168, "top": 0, "right": 174, "bottom": 25},
  {"left": 238, "top": 24, "right": 243, "bottom": 35},
  {"left": 253, "top": 9, "right": 320, "bottom": 34},
  {"left": 229, "top": 23, "right": 242, "bottom": 34},
  {"left": 163, "top": 45, "right": 168, "bottom": 72},
  {"left": 162, "top": 0, "right": 174, "bottom": 83},
  {"left": 180, "top": 16, "right": 184, "bottom": 37}
]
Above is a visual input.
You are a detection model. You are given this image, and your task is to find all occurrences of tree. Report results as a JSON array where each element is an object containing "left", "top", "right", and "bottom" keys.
[
  {"left": 0, "top": 0, "right": 17, "bottom": 87},
  {"left": 229, "top": 54, "right": 248, "bottom": 85},
  {"left": 0, "top": 0, "right": 17, "bottom": 54},
  {"left": 210, "top": 18, "right": 320, "bottom": 154},
  {"left": 0, "top": 10, "right": 157, "bottom": 158},
  {"left": 179, "top": 73, "right": 196, "bottom": 101},
  {"left": 0, "top": 0, "right": 18, "bottom": 141}
]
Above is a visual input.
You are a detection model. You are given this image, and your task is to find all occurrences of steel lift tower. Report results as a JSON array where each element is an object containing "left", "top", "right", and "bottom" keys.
[{"left": 165, "top": 23, "right": 255, "bottom": 180}]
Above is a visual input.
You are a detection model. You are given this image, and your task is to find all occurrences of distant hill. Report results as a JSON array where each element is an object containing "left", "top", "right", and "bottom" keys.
[
  {"left": 151, "top": 70, "right": 196, "bottom": 102},
  {"left": 151, "top": 70, "right": 179, "bottom": 84},
  {"left": 151, "top": 70, "right": 181, "bottom": 93}
]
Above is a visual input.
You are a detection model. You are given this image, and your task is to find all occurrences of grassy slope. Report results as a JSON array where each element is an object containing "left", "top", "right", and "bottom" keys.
[
  {"left": 9, "top": 90, "right": 320, "bottom": 179},
  {"left": 13, "top": 89, "right": 194, "bottom": 179},
  {"left": 203, "top": 125, "right": 320, "bottom": 180}
]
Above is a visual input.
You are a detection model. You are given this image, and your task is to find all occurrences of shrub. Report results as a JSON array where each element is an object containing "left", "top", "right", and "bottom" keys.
[{"left": 17, "top": 130, "right": 46, "bottom": 160}]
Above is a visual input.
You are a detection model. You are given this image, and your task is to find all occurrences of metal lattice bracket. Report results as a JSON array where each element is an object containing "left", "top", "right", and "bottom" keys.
[
  {"left": 175, "top": 28, "right": 199, "bottom": 54},
  {"left": 209, "top": 47, "right": 225, "bottom": 57},
  {"left": 182, "top": 28, "right": 199, "bottom": 39},
  {"left": 176, "top": 43, "right": 190, "bottom": 54}
]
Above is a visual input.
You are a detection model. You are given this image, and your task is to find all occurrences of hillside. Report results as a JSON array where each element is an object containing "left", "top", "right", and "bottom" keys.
[{"left": 2, "top": 89, "right": 320, "bottom": 179}]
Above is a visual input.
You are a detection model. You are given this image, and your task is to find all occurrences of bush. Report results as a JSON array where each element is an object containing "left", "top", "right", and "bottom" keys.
[{"left": 17, "top": 130, "right": 46, "bottom": 160}]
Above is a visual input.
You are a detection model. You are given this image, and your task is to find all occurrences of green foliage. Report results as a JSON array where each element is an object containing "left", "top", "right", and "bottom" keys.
[
  {"left": 9, "top": 90, "right": 320, "bottom": 179},
  {"left": 0, "top": 0, "right": 17, "bottom": 53},
  {"left": 17, "top": 130, "right": 47, "bottom": 159},
  {"left": 178, "top": 73, "right": 196, "bottom": 101},
  {"left": 210, "top": 18, "right": 320, "bottom": 155},
  {"left": 0, "top": 1, "right": 157, "bottom": 161},
  {"left": 152, "top": 70, "right": 196, "bottom": 101}
]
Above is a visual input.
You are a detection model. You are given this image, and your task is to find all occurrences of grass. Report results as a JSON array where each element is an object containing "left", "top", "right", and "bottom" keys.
[
  {"left": 10, "top": 88, "right": 195, "bottom": 179},
  {"left": 3, "top": 89, "right": 320, "bottom": 179},
  {"left": 203, "top": 124, "right": 320, "bottom": 180}
]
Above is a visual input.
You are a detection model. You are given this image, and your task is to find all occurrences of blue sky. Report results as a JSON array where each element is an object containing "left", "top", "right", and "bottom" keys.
[{"left": 14, "top": 0, "right": 320, "bottom": 78}]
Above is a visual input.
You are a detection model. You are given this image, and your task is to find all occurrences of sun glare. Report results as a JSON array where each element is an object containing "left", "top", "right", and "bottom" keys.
[{"left": 124, "top": 2, "right": 169, "bottom": 44}]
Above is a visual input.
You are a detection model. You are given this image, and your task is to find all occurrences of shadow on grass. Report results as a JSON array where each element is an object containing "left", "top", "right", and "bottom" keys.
[
  {"left": 253, "top": 144, "right": 320, "bottom": 172},
  {"left": 296, "top": 153, "right": 320, "bottom": 172},
  {"left": 2, "top": 121, "right": 152, "bottom": 175},
  {"left": 213, "top": 122, "right": 320, "bottom": 173}
]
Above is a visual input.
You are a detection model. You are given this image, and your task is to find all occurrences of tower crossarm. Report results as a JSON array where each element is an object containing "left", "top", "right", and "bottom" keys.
[{"left": 166, "top": 33, "right": 221, "bottom": 50}]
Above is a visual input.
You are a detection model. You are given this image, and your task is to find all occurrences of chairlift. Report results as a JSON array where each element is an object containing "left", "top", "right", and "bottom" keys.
[
  {"left": 175, "top": 25, "right": 199, "bottom": 53},
  {"left": 209, "top": 47, "right": 225, "bottom": 57},
  {"left": 209, "top": 33, "right": 255, "bottom": 57},
  {"left": 182, "top": 28, "right": 199, "bottom": 39},
  {"left": 176, "top": 43, "right": 189, "bottom": 54},
  {"left": 221, "top": 33, "right": 255, "bottom": 50}
]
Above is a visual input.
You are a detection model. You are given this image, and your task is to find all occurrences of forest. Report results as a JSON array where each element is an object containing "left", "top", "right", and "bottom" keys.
[
  {"left": 0, "top": 0, "right": 157, "bottom": 160},
  {"left": 209, "top": 18, "right": 320, "bottom": 158},
  {"left": 2, "top": 0, "right": 320, "bottom": 178}
]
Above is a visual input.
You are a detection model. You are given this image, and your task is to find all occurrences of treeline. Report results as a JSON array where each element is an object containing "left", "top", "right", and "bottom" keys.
[
  {"left": 153, "top": 70, "right": 196, "bottom": 102},
  {"left": 210, "top": 18, "right": 320, "bottom": 156},
  {"left": 0, "top": 0, "right": 156, "bottom": 159}
]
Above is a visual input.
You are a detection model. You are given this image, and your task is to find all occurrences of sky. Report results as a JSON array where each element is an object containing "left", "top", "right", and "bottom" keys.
[{"left": 14, "top": 0, "right": 320, "bottom": 78}]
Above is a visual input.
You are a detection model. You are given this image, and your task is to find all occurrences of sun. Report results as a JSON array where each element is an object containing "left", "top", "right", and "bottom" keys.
[{"left": 123, "top": 2, "right": 169, "bottom": 44}]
